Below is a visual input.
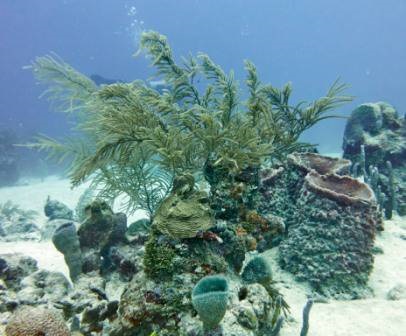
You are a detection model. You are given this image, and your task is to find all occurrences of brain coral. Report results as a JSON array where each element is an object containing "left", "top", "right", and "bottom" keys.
[{"left": 6, "top": 306, "right": 70, "bottom": 336}]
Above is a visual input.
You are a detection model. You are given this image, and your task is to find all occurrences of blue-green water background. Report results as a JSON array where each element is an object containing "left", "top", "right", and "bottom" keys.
[{"left": 1, "top": 0, "right": 405, "bottom": 155}]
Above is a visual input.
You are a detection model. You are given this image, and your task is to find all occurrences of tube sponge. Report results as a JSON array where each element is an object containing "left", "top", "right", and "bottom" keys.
[
  {"left": 192, "top": 275, "right": 229, "bottom": 330},
  {"left": 52, "top": 221, "right": 82, "bottom": 282},
  {"left": 6, "top": 306, "right": 70, "bottom": 336}
]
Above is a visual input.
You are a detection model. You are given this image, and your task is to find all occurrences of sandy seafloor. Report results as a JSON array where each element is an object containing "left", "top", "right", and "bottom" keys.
[{"left": 0, "top": 175, "right": 405, "bottom": 335}]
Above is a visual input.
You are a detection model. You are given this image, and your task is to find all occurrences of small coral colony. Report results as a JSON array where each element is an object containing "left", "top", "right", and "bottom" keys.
[{"left": 2, "top": 31, "right": 405, "bottom": 335}]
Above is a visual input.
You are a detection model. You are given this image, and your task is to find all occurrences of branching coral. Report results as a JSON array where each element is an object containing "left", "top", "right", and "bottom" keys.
[{"left": 28, "top": 31, "right": 353, "bottom": 216}]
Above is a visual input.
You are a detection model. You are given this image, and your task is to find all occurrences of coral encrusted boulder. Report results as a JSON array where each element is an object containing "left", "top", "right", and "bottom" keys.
[
  {"left": 279, "top": 171, "right": 382, "bottom": 298},
  {"left": 343, "top": 102, "right": 406, "bottom": 215},
  {"left": 77, "top": 200, "right": 127, "bottom": 250}
]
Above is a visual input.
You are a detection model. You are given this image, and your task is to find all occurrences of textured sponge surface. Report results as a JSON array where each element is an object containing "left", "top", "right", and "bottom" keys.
[{"left": 192, "top": 275, "right": 229, "bottom": 330}]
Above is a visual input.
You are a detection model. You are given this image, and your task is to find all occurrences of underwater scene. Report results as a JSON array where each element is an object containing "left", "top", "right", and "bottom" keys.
[{"left": 1, "top": 1, "right": 406, "bottom": 335}]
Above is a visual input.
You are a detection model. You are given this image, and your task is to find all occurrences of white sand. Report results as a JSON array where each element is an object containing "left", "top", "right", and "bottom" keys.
[
  {"left": 1, "top": 178, "right": 406, "bottom": 335},
  {"left": 0, "top": 176, "right": 89, "bottom": 227}
]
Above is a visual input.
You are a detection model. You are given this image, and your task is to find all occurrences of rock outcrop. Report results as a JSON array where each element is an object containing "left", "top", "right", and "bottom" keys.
[{"left": 343, "top": 102, "right": 406, "bottom": 215}]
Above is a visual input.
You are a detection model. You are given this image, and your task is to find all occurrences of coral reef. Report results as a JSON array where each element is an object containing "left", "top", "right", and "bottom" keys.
[
  {"left": 0, "top": 254, "right": 38, "bottom": 292},
  {"left": 56, "top": 274, "right": 121, "bottom": 334},
  {"left": 114, "top": 271, "right": 194, "bottom": 335},
  {"left": 19, "top": 30, "right": 371, "bottom": 335},
  {"left": 143, "top": 234, "right": 176, "bottom": 280},
  {"left": 343, "top": 102, "right": 406, "bottom": 216},
  {"left": 5, "top": 306, "right": 70, "bottom": 336},
  {"left": 0, "top": 251, "right": 125, "bottom": 335},
  {"left": 0, "top": 254, "right": 70, "bottom": 313},
  {"left": 386, "top": 283, "right": 406, "bottom": 301},
  {"left": 15, "top": 269, "right": 70, "bottom": 305},
  {"left": 279, "top": 171, "right": 382, "bottom": 298},
  {"left": 241, "top": 256, "right": 289, "bottom": 325},
  {"left": 51, "top": 200, "right": 138, "bottom": 283}
]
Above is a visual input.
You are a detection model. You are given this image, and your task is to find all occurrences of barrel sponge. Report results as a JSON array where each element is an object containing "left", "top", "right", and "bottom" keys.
[
  {"left": 5, "top": 306, "right": 70, "bottom": 336},
  {"left": 192, "top": 275, "right": 229, "bottom": 330},
  {"left": 241, "top": 256, "right": 272, "bottom": 285},
  {"left": 287, "top": 152, "right": 351, "bottom": 175}
]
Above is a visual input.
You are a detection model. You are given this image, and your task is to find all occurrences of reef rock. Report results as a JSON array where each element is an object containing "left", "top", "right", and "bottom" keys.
[
  {"left": 16, "top": 269, "right": 70, "bottom": 305},
  {"left": 0, "top": 254, "right": 70, "bottom": 314},
  {"left": 51, "top": 200, "right": 134, "bottom": 280},
  {"left": 56, "top": 273, "right": 122, "bottom": 334},
  {"left": 343, "top": 102, "right": 405, "bottom": 167},
  {"left": 114, "top": 270, "right": 277, "bottom": 336},
  {"left": 0, "top": 201, "right": 40, "bottom": 241},
  {"left": 279, "top": 171, "right": 382, "bottom": 298},
  {"left": 44, "top": 196, "right": 74, "bottom": 220},
  {"left": 0, "top": 254, "right": 38, "bottom": 291},
  {"left": 343, "top": 102, "right": 406, "bottom": 215},
  {"left": 0, "top": 218, "right": 40, "bottom": 242},
  {"left": 77, "top": 200, "right": 126, "bottom": 251}
]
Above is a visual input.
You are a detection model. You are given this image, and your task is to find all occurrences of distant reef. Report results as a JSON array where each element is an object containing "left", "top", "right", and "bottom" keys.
[{"left": 0, "top": 128, "right": 19, "bottom": 187}]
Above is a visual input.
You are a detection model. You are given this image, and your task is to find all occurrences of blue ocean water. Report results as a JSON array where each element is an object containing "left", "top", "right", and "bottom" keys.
[{"left": 1, "top": 0, "right": 406, "bottom": 155}]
